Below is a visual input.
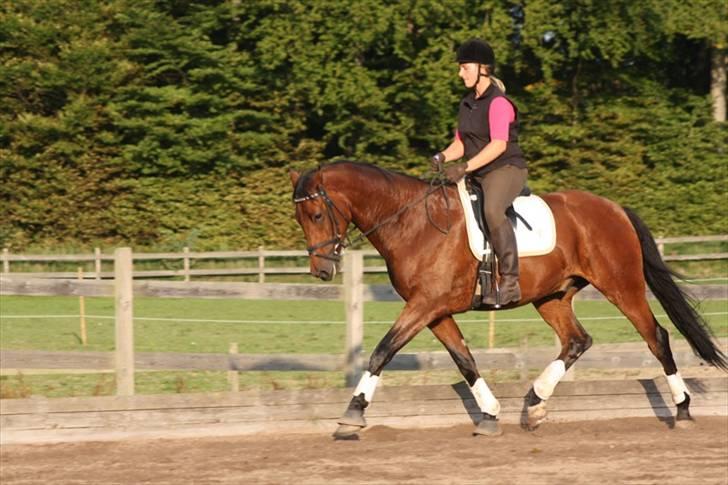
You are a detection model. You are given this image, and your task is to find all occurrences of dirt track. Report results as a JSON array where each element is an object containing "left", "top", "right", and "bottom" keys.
[{"left": 1, "top": 417, "right": 727, "bottom": 485}]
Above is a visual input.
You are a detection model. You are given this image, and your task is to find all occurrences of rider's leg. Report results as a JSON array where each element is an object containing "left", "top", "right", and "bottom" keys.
[{"left": 478, "top": 165, "right": 527, "bottom": 305}]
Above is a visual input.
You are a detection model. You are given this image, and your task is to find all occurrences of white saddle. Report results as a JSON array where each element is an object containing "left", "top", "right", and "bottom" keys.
[{"left": 456, "top": 179, "right": 556, "bottom": 261}]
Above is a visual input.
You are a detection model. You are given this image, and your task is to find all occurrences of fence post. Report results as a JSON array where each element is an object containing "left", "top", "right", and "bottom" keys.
[
  {"left": 78, "top": 267, "right": 88, "bottom": 346},
  {"left": 344, "top": 251, "right": 364, "bottom": 387},
  {"left": 657, "top": 236, "right": 665, "bottom": 258},
  {"left": 258, "top": 246, "right": 265, "bottom": 283},
  {"left": 488, "top": 311, "right": 496, "bottom": 349},
  {"left": 518, "top": 335, "right": 529, "bottom": 382},
  {"left": 2, "top": 248, "right": 8, "bottom": 273},
  {"left": 94, "top": 247, "right": 101, "bottom": 280},
  {"left": 228, "top": 342, "right": 240, "bottom": 392},
  {"left": 114, "top": 247, "right": 135, "bottom": 396},
  {"left": 183, "top": 247, "right": 190, "bottom": 282}
]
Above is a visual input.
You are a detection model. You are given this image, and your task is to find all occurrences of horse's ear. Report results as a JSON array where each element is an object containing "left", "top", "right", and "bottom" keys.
[{"left": 289, "top": 169, "right": 300, "bottom": 188}]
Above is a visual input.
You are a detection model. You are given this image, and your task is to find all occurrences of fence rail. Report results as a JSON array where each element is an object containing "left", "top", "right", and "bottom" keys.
[
  {"left": 2, "top": 234, "right": 726, "bottom": 281},
  {"left": 0, "top": 343, "right": 715, "bottom": 374},
  {"left": 2, "top": 276, "right": 725, "bottom": 301}
]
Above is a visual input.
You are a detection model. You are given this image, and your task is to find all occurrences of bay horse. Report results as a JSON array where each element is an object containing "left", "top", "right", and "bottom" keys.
[{"left": 289, "top": 161, "right": 726, "bottom": 438}]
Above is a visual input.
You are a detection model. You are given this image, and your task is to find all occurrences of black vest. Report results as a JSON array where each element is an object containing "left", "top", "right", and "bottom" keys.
[{"left": 457, "top": 83, "right": 526, "bottom": 176}]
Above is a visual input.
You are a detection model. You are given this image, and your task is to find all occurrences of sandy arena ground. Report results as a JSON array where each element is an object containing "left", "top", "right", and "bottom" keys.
[{"left": 1, "top": 417, "right": 727, "bottom": 484}]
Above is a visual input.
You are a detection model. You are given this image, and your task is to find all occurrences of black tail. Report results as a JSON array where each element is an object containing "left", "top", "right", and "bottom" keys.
[{"left": 623, "top": 207, "right": 727, "bottom": 370}]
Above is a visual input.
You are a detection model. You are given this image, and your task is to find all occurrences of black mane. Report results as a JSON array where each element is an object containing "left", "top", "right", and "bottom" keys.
[{"left": 293, "top": 167, "right": 319, "bottom": 200}]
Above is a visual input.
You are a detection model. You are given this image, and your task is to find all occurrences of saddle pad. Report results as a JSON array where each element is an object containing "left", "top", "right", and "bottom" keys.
[{"left": 456, "top": 179, "right": 556, "bottom": 261}]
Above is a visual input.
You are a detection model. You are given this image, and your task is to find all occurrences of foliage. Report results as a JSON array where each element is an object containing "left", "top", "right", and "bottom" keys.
[{"left": 1, "top": 0, "right": 725, "bottom": 251}]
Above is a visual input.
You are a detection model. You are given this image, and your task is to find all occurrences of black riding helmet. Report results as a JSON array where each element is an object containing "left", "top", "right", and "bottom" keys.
[
  {"left": 456, "top": 39, "right": 495, "bottom": 91},
  {"left": 456, "top": 39, "right": 495, "bottom": 66}
]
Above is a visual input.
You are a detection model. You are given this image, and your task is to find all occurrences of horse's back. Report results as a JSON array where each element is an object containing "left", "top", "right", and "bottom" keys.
[
  {"left": 541, "top": 190, "right": 631, "bottom": 227},
  {"left": 539, "top": 189, "right": 642, "bottom": 268}
]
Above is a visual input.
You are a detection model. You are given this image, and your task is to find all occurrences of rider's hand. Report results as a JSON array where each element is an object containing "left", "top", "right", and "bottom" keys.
[
  {"left": 430, "top": 152, "right": 445, "bottom": 172},
  {"left": 443, "top": 162, "right": 468, "bottom": 183}
]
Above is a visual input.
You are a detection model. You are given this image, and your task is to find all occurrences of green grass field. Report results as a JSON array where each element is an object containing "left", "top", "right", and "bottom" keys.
[{"left": 1, "top": 295, "right": 726, "bottom": 398}]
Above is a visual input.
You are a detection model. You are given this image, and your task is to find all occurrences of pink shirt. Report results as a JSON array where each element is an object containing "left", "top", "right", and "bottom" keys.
[
  {"left": 455, "top": 96, "right": 514, "bottom": 142},
  {"left": 488, "top": 97, "right": 515, "bottom": 141}
]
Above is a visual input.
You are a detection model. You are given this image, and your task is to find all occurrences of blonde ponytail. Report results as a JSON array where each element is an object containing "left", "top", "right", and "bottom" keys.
[
  {"left": 482, "top": 64, "right": 506, "bottom": 92},
  {"left": 491, "top": 76, "right": 506, "bottom": 93}
]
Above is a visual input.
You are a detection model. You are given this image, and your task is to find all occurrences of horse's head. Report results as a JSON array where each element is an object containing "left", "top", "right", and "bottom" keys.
[{"left": 289, "top": 168, "right": 352, "bottom": 281}]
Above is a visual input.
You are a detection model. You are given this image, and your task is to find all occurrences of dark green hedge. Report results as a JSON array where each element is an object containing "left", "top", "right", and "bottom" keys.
[{"left": 1, "top": 0, "right": 725, "bottom": 250}]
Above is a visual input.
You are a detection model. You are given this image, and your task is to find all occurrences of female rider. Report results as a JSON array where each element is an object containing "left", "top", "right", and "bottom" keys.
[{"left": 432, "top": 39, "right": 528, "bottom": 306}]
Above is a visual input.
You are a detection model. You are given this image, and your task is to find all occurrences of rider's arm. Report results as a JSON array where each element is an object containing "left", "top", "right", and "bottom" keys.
[
  {"left": 465, "top": 97, "right": 513, "bottom": 172},
  {"left": 465, "top": 140, "right": 506, "bottom": 172},
  {"left": 441, "top": 134, "right": 464, "bottom": 162}
]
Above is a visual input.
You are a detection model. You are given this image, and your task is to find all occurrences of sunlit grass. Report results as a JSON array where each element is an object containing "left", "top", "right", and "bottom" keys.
[{"left": 1, "top": 295, "right": 725, "bottom": 398}]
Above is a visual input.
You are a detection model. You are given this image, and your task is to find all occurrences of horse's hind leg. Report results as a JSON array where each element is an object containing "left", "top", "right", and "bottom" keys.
[
  {"left": 429, "top": 316, "right": 502, "bottom": 436},
  {"left": 525, "top": 290, "right": 593, "bottom": 430},
  {"left": 596, "top": 284, "right": 693, "bottom": 427}
]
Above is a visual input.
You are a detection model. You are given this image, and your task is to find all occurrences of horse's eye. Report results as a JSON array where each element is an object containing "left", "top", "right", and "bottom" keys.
[{"left": 313, "top": 213, "right": 323, "bottom": 222}]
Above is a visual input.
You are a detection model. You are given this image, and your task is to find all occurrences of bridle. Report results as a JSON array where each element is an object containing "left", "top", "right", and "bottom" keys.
[
  {"left": 293, "top": 185, "right": 350, "bottom": 262},
  {"left": 294, "top": 171, "right": 452, "bottom": 263}
]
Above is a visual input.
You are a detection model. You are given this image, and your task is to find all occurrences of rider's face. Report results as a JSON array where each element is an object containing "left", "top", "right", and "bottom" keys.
[{"left": 458, "top": 63, "right": 480, "bottom": 88}]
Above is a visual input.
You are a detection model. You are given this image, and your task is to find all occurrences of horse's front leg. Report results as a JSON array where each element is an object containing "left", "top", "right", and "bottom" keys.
[
  {"left": 429, "top": 315, "right": 502, "bottom": 436},
  {"left": 334, "top": 300, "right": 442, "bottom": 438}
]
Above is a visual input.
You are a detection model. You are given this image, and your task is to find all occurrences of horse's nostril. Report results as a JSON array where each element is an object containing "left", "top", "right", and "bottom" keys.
[{"left": 319, "top": 270, "right": 330, "bottom": 280}]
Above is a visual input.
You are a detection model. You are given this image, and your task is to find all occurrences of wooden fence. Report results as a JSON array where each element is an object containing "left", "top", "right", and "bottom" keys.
[
  {"left": 0, "top": 249, "right": 393, "bottom": 393},
  {"left": 2, "top": 234, "right": 726, "bottom": 281},
  {"left": 2, "top": 248, "right": 727, "bottom": 398},
  {"left": 1, "top": 377, "right": 726, "bottom": 444},
  {"left": 0, "top": 247, "right": 386, "bottom": 281}
]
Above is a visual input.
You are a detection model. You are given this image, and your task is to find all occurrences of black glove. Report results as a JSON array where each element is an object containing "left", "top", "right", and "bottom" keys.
[
  {"left": 430, "top": 152, "right": 445, "bottom": 172},
  {"left": 443, "top": 162, "right": 468, "bottom": 183}
]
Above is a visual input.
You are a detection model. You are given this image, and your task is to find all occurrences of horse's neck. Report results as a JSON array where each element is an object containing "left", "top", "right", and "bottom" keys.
[
  {"left": 346, "top": 177, "right": 431, "bottom": 259},
  {"left": 323, "top": 164, "right": 440, "bottom": 258}
]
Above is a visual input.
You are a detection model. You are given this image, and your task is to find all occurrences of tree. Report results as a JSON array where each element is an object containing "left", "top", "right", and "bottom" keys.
[
  {"left": 0, "top": 0, "right": 724, "bottom": 250},
  {"left": 656, "top": 0, "right": 727, "bottom": 121}
]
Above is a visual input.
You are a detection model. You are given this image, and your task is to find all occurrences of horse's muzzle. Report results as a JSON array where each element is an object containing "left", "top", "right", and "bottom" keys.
[{"left": 312, "top": 263, "right": 337, "bottom": 281}]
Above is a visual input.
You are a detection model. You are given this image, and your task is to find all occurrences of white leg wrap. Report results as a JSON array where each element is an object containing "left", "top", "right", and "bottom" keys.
[
  {"left": 665, "top": 372, "right": 689, "bottom": 405},
  {"left": 533, "top": 360, "right": 566, "bottom": 400},
  {"left": 353, "top": 371, "right": 380, "bottom": 403},
  {"left": 470, "top": 378, "right": 501, "bottom": 416}
]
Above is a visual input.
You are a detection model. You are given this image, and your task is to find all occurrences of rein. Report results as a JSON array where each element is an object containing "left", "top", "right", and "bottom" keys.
[{"left": 294, "top": 172, "right": 452, "bottom": 262}]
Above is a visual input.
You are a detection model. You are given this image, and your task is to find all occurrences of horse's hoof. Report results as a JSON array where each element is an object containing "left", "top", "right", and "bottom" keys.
[
  {"left": 526, "top": 401, "right": 548, "bottom": 431},
  {"left": 473, "top": 418, "right": 503, "bottom": 437},
  {"left": 337, "top": 413, "right": 367, "bottom": 428},
  {"left": 333, "top": 424, "right": 363, "bottom": 439},
  {"left": 675, "top": 417, "right": 695, "bottom": 430}
]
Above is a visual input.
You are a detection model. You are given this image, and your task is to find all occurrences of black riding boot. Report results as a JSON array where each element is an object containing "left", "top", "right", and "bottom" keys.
[{"left": 489, "top": 222, "right": 521, "bottom": 305}]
